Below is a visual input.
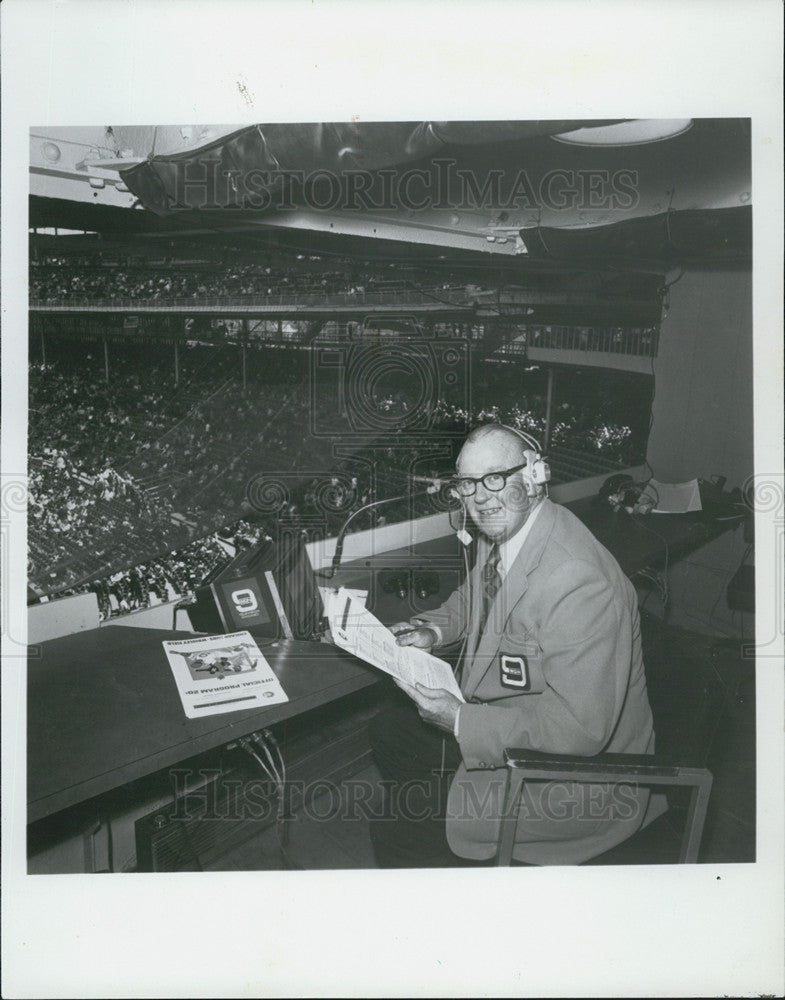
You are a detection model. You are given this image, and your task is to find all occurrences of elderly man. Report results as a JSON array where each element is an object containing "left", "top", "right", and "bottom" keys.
[{"left": 369, "top": 423, "right": 664, "bottom": 867}]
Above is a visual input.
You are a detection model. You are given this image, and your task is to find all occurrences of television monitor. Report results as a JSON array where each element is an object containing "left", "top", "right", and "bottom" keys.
[{"left": 189, "top": 532, "right": 323, "bottom": 641}]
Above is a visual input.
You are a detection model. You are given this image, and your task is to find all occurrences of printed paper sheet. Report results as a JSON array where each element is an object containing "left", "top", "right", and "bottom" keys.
[{"left": 323, "top": 587, "right": 464, "bottom": 701}]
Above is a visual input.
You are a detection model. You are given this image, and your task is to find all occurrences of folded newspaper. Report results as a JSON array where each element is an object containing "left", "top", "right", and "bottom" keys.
[
  {"left": 322, "top": 587, "right": 465, "bottom": 702},
  {"left": 162, "top": 631, "right": 288, "bottom": 718}
]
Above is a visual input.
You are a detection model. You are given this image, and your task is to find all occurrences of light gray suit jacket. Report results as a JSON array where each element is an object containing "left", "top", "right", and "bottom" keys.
[{"left": 417, "top": 498, "right": 666, "bottom": 864}]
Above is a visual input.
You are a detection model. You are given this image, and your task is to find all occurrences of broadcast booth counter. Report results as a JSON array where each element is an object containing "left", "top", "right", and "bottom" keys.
[{"left": 27, "top": 470, "right": 743, "bottom": 874}]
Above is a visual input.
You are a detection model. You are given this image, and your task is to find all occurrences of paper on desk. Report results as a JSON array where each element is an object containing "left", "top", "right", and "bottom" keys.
[
  {"left": 641, "top": 477, "right": 703, "bottom": 514},
  {"left": 162, "top": 630, "right": 288, "bottom": 719},
  {"left": 323, "top": 587, "right": 465, "bottom": 702}
]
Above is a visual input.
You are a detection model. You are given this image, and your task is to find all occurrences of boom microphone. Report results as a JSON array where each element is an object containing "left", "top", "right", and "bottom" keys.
[
  {"left": 409, "top": 475, "right": 447, "bottom": 494},
  {"left": 318, "top": 487, "right": 433, "bottom": 579}
]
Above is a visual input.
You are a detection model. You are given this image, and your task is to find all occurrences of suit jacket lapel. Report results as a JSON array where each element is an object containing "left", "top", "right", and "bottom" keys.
[{"left": 462, "top": 499, "right": 557, "bottom": 700}]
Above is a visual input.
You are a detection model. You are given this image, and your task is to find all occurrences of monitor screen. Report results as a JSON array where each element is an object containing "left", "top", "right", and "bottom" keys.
[{"left": 216, "top": 576, "right": 274, "bottom": 631}]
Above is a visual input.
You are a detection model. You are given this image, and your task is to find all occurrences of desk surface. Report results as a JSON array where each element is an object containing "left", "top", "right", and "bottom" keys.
[
  {"left": 28, "top": 628, "right": 377, "bottom": 823},
  {"left": 28, "top": 500, "right": 739, "bottom": 824},
  {"left": 567, "top": 498, "right": 735, "bottom": 577}
]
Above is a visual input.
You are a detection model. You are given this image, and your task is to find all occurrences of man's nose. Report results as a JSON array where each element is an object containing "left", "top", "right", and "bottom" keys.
[{"left": 474, "top": 482, "right": 491, "bottom": 503}]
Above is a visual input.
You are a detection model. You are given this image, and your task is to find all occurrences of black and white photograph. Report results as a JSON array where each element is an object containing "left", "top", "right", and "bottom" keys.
[
  {"left": 2, "top": 2, "right": 783, "bottom": 997},
  {"left": 23, "top": 116, "right": 758, "bottom": 874}
]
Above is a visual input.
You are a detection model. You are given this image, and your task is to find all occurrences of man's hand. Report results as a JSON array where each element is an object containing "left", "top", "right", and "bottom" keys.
[
  {"left": 394, "top": 679, "right": 461, "bottom": 734},
  {"left": 389, "top": 622, "right": 437, "bottom": 651}
]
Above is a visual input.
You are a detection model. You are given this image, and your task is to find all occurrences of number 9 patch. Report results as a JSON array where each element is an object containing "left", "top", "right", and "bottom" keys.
[{"left": 500, "top": 653, "right": 530, "bottom": 690}]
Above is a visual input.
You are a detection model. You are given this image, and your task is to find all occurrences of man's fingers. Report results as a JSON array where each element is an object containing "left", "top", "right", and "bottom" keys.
[{"left": 413, "top": 683, "right": 449, "bottom": 699}]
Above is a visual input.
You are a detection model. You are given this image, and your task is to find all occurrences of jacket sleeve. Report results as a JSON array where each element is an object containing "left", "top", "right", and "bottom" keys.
[
  {"left": 456, "top": 558, "right": 632, "bottom": 768},
  {"left": 413, "top": 567, "right": 473, "bottom": 648}
]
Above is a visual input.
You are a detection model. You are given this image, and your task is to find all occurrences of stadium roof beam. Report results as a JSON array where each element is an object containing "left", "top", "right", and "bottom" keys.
[{"left": 30, "top": 120, "right": 751, "bottom": 273}]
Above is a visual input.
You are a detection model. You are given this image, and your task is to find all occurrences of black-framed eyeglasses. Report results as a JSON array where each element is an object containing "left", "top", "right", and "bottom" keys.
[{"left": 452, "top": 462, "right": 528, "bottom": 498}]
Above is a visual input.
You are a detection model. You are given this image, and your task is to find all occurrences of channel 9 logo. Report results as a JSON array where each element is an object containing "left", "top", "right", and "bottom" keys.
[
  {"left": 309, "top": 327, "right": 471, "bottom": 439},
  {"left": 231, "top": 588, "right": 259, "bottom": 614}
]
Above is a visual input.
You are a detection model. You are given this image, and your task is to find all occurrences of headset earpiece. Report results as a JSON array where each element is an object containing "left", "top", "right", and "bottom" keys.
[
  {"left": 522, "top": 449, "right": 538, "bottom": 497},
  {"left": 522, "top": 448, "right": 551, "bottom": 497},
  {"left": 497, "top": 423, "right": 550, "bottom": 494}
]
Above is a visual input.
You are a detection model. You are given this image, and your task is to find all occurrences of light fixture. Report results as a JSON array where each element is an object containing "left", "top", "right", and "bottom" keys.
[{"left": 552, "top": 119, "right": 693, "bottom": 147}]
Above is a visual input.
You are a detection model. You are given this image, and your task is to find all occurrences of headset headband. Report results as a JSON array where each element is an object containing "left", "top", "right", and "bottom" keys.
[{"left": 497, "top": 423, "right": 542, "bottom": 455}]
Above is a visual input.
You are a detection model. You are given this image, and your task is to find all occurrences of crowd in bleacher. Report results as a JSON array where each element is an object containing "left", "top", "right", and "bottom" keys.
[
  {"left": 27, "top": 445, "right": 188, "bottom": 596},
  {"left": 28, "top": 338, "right": 638, "bottom": 618},
  {"left": 83, "top": 531, "right": 258, "bottom": 621},
  {"left": 27, "top": 343, "right": 350, "bottom": 602},
  {"left": 29, "top": 452, "right": 165, "bottom": 540},
  {"left": 29, "top": 252, "right": 473, "bottom": 304}
]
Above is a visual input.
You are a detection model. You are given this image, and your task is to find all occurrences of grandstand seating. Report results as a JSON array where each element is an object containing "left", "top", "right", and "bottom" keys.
[
  {"left": 28, "top": 254, "right": 651, "bottom": 616},
  {"left": 29, "top": 251, "right": 477, "bottom": 307}
]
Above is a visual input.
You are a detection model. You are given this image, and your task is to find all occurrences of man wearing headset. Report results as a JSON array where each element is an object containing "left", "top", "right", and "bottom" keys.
[{"left": 369, "top": 423, "right": 664, "bottom": 867}]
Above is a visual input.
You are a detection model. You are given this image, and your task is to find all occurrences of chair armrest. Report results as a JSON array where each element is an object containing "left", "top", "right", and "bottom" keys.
[{"left": 503, "top": 747, "right": 708, "bottom": 783}]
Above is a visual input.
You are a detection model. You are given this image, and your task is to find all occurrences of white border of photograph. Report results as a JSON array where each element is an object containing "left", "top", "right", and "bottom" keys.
[{"left": 2, "top": 1, "right": 783, "bottom": 997}]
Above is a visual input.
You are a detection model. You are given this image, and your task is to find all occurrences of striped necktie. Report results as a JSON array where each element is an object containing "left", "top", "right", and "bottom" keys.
[
  {"left": 456, "top": 543, "right": 502, "bottom": 687},
  {"left": 478, "top": 543, "right": 502, "bottom": 642}
]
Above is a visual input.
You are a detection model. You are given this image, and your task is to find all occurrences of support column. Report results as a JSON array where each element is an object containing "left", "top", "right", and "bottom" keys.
[
  {"left": 103, "top": 337, "right": 110, "bottom": 383},
  {"left": 543, "top": 367, "right": 555, "bottom": 453},
  {"left": 40, "top": 329, "right": 46, "bottom": 366},
  {"left": 241, "top": 318, "right": 248, "bottom": 392},
  {"left": 174, "top": 341, "right": 180, "bottom": 386}
]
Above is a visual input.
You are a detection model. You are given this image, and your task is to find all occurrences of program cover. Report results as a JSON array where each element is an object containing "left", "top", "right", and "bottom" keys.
[{"left": 162, "top": 630, "right": 288, "bottom": 718}]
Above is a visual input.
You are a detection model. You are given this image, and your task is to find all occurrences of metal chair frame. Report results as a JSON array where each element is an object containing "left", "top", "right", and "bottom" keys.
[{"left": 496, "top": 749, "right": 713, "bottom": 866}]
